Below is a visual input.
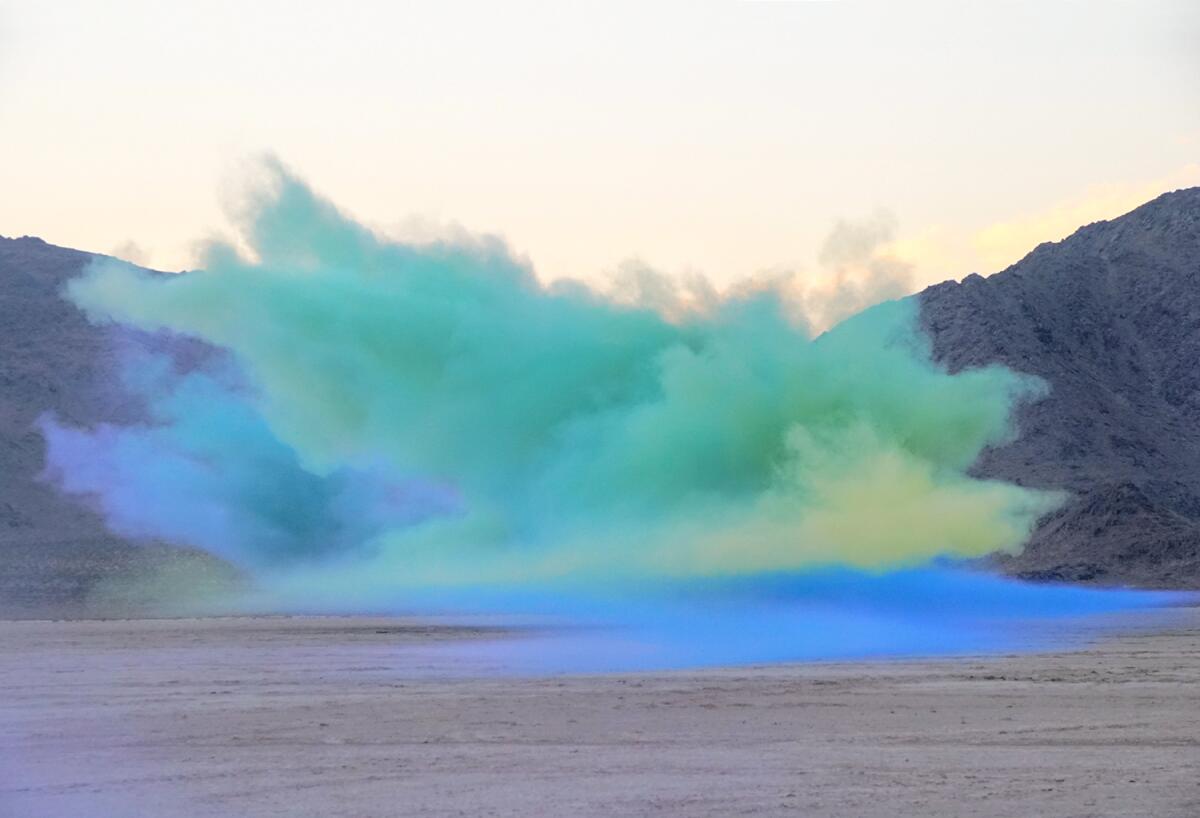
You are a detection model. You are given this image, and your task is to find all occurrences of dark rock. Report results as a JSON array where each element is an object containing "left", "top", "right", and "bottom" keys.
[
  {"left": 0, "top": 236, "right": 237, "bottom": 617},
  {"left": 919, "top": 187, "right": 1200, "bottom": 588}
]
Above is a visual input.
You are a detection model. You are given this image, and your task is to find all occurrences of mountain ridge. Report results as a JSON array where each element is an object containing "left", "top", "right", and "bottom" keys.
[
  {"left": 2, "top": 187, "right": 1199, "bottom": 614},
  {"left": 920, "top": 185, "right": 1200, "bottom": 587},
  {"left": 0, "top": 235, "right": 234, "bottom": 616}
]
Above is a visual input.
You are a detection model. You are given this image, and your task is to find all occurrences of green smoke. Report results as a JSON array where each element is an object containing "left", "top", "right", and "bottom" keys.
[{"left": 65, "top": 158, "right": 1057, "bottom": 588}]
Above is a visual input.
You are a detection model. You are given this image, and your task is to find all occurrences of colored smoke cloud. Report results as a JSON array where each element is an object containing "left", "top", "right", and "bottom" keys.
[
  {"left": 403, "top": 569, "right": 1176, "bottom": 674},
  {"left": 46, "top": 157, "right": 1060, "bottom": 594},
  {"left": 39, "top": 158, "right": 1185, "bottom": 671},
  {"left": 40, "top": 345, "right": 456, "bottom": 568}
]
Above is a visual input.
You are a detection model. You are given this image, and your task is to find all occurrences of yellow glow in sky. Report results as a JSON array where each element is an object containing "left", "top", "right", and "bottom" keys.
[{"left": 0, "top": 0, "right": 1197, "bottom": 294}]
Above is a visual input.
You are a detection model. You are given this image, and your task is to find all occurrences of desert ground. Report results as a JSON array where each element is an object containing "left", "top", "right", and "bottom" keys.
[{"left": 2, "top": 608, "right": 1199, "bottom": 818}]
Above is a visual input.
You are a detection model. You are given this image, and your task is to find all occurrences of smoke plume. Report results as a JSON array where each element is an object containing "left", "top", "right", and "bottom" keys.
[{"left": 37, "top": 158, "right": 1175, "bottom": 669}]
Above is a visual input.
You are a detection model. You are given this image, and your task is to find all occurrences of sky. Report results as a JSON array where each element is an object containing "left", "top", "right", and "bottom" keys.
[{"left": 0, "top": 0, "right": 1197, "bottom": 293}]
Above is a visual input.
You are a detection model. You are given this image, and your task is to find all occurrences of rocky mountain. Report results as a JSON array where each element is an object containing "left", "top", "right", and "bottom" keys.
[
  {"left": 2, "top": 186, "right": 1199, "bottom": 614},
  {"left": 920, "top": 187, "right": 1200, "bottom": 588},
  {"left": 0, "top": 237, "right": 234, "bottom": 616}
]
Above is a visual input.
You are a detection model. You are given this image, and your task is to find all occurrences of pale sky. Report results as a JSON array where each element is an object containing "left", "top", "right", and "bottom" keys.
[{"left": 0, "top": 0, "right": 1197, "bottom": 292}]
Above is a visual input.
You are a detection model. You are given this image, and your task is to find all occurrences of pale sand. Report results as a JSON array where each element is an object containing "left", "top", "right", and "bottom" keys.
[{"left": 2, "top": 609, "right": 1198, "bottom": 817}]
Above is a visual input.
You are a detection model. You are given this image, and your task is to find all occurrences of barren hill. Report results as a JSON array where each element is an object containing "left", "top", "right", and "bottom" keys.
[
  {"left": 0, "top": 237, "right": 232, "bottom": 615},
  {"left": 2, "top": 188, "right": 1199, "bottom": 612},
  {"left": 920, "top": 187, "right": 1200, "bottom": 587}
]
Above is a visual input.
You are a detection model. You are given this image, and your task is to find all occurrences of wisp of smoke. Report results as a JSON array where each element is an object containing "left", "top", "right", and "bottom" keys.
[
  {"left": 40, "top": 157, "right": 1181, "bottom": 670},
  {"left": 394, "top": 569, "right": 1174, "bottom": 674}
]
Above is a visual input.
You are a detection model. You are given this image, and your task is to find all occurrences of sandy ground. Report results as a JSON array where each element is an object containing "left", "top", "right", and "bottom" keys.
[{"left": 2, "top": 609, "right": 1199, "bottom": 818}]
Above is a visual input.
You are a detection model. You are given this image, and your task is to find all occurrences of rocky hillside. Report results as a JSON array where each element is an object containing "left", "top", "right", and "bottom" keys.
[
  {"left": 920, "top": 187, "right": 1200, "bottom": 588},
  {"left": 3, "top": 187, "right": 1199, "bottom": 612},
  {"left": 0, "top": 237, "right": 234, "bottom": 616}
]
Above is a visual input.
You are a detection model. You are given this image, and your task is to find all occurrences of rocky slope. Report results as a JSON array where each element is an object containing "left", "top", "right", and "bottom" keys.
[
  {"left": 0, "top": 237, "right": 234, "bottom": 616},
  {"left": 3, "top": 187, "right": 1199, "bottom": 611},
  {"left": 920, "top": 187, "right": 1200, "bottom": 588}
]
